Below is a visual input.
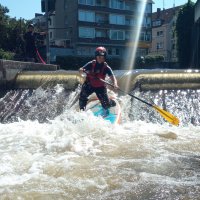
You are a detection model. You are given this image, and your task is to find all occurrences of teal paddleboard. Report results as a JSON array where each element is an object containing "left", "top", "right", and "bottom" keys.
[{"left": 86, "top": 98, "right": 121, "bottom": 124}]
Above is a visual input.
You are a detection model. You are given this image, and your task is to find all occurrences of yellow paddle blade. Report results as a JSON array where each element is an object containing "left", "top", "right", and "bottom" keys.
[{"left": 153, "top": 105, "right": 180, "bottom": 126}]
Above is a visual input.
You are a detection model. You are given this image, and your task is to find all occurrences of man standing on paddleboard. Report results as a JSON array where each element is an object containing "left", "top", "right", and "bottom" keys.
[{"left": 79, "top": 46, "right": 119, "bottom": 117}]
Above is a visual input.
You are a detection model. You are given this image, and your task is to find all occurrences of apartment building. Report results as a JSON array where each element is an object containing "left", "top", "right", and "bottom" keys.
[
  {"left": 150, "top": 6, "right": 181, "bottom": 62},
  {"left": 51, "top": 0, "right": 153, "bottom": 59},
  {"left": 32, "top": 13, "right": 46, "bottom": 30},
  {"left": 32, "top": 12, "right": 56, "bottom": 46}
]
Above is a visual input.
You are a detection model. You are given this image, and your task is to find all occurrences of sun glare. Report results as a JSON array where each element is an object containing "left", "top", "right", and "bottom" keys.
[{"left": 124, "top": 0, "right": 148, "bottom": 92}]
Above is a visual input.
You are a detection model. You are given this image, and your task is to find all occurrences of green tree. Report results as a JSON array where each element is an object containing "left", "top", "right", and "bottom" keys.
[
  {"left": 0, "top": 3, "right": 27, "bottom": 59},
  {"left": 7, "top": 18, "right": 27, "bottom": 51},
  {"left": 0, "top": 4, "right": 9, "bottom": 50},
  {"left": 176, "top": 0, "right": 195, "bottom": 68}
]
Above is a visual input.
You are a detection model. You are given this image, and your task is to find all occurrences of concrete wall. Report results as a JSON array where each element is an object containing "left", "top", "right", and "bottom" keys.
[{"left": 0, "top": 59, "right": 58, "bottom": 89}]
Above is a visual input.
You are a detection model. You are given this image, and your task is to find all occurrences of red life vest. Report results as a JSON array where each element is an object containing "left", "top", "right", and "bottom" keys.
[{"left": 86, "top": 60, "right": 107, "bottom": 88}]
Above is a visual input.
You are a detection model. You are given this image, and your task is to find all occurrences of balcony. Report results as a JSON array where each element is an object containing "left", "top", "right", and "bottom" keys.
[
  {"left": 77, "top": 37, "right": 127, "bottom": 46},
  {"left": 78, "top": 4, "right": 136, "bottom": 15},
  {"left": 95, "top": 20, "right": 109, "bottom": 27}
]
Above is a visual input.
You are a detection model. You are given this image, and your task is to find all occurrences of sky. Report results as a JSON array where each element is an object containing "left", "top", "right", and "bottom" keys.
[{"left": 0, "top": 0, "right": 198, "bottom": 20}]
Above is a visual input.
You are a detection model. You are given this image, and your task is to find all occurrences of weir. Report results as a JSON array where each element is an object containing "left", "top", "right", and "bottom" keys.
[
  {"left": 15, "top": 70, "right": 82, "bottom": 89},
  {"left": 117, "top": 69, "right": 200, "bottom": 91},
  {"left": 14, "top": 69, "right": 200, "bottom": 91},
  {"left": 1, "top": 60, "right": 200, "bottom": 91}
]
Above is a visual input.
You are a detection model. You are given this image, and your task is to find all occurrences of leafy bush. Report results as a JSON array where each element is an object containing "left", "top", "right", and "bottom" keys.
[
  {"left": 0, "top": 49, "right": 14, "bottom": 60},
  {"left": 154, "top": 55, "right": 165, "bottom": 62},
  {"left": 134, "top": 55, "right": 165, "bottom": 69},
  {"left": 144, "top": 55, "right": 164, "bottom": 65}
]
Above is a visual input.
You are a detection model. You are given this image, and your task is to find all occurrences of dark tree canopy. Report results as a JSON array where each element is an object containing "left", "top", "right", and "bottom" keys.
[{"left": 176, "top": 0, "right": 195, "bottom": 68}]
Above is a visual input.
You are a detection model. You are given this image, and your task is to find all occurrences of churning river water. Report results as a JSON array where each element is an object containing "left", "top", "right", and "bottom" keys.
[{"left": 0, "top": 85, "right": 200, "bottom": 200}]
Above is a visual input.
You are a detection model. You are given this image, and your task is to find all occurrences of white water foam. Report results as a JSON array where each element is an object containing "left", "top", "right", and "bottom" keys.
[
  {"left": 0, "top": 87, "right": 200, "bottom": 199},
  {"left": 0, "top": 106, "right": 200, "bottom": 199}
]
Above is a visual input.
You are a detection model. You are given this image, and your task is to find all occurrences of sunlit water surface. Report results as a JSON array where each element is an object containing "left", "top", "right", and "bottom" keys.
[{"left": 0, "top": 85, "right": 200, "bottom": 199}]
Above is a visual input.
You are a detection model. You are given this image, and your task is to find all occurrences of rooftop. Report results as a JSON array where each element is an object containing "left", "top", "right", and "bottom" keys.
[{"left": 152, "top": 6, "right": 182, "bottom": 24}]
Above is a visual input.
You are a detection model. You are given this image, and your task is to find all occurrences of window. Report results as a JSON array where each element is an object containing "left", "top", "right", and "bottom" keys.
[
  {"left": 125, "top": 2, "right": 133, "bottom": 10},
  {"left": 157, "top": 42, "right": 163, "bottom": 49},
  {"left": 157, "top": 31, "right": 163, "bottom": 37},
  {"left": 78, "top": 0, "right": 94, "bottom": 5},
  {"left": 142, "top": 17, "right": 151, "bottom": 27},
  {"left": 153, "top": 20, "right": 162, "bottom": 27},
  {"left": 142, "top": 18, "right": 146, "bottom": 27},
  {"left": 116, "top": 48, "right": 120, "bottom": 55},
  {"left": 146, "top": 17, "right": 151, "bottom": 27},
  {"left": 110, "top": 0, "right": 124, "bottom": 10},
  {"left": 49, "top": 18, "right": 52, "bottom": 26},
  {"left": 139, "top": 32, "right": 145, "bottom": 41},
  {"left": 109, "top": 14, "right": 125, "bottom": 25},
  {"left": 146, "top": 32, "right": 151, "bottom": 41},
  {"left": 79, "top": 27, "right": 95, "bottom": 38},
  {"left": 110, "top": 30, "right": 125, "bottom": 40},
  {"left": 50, "top": 32, "right": 53, "bottom": 39},
  {"left": 79, "top": 10, "right": 95, "bottom": 22}
]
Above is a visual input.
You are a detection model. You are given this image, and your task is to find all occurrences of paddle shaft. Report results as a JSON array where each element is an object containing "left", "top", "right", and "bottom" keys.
[
  {"left": 83, "top": 70, "right": 153, "bottom": 107},
  {"left": 99, "top": 78, "right": 153, "bottom": 107}
]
